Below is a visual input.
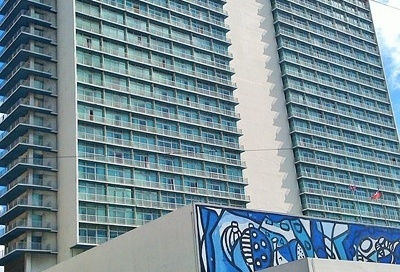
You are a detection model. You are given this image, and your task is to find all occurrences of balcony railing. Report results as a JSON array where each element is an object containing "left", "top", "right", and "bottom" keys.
[
  {"left": 78, "top": 113, "right": 243, "bottom": 151},
  {"left": 0, "top": 241, "right": 56, "bottom": 258},
  {"left": 76, "top": 96, "right": 241, "bottom": 135},
  {"left": 78, "top": 152, "right": 246, "bottom": 184},
  {"left": 78, "top": 131, "right": 245, "bottom": 167}
]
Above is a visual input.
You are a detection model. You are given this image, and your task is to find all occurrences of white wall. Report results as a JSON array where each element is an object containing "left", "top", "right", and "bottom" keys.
[
  {"left": 225, "top": 0, "right": 302, "bottom": 214},
  {"left": 56, "top": 0, "right": 80, "bottom": 262}
]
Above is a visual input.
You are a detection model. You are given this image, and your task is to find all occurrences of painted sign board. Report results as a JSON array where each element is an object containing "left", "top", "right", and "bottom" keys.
[{"left": 195, "top": 205, "right": 400, "bottom": 271}]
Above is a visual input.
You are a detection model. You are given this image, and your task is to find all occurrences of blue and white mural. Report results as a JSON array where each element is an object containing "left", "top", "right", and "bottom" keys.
[{"left": 196, "top": 205, "right": 400, "bottom": 271}]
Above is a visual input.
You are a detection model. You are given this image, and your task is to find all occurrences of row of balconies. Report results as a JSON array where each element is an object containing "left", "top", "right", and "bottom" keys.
[
  {"left": 78, "top": 50, "right": 234, "bottom": 87},
  {"left": 0, "top": 114, "right": 57, "bottom": 144},
  {"left": 79, "top": 214, "right": 158, "bottom": 227},
  {"left": 0, "top": 195, "right": 57, "bottom": 224},
  {"left": 76, "top": 17, "right": 232, "bottom": 60},
  {"left": 0, "top": 96, "right": 56, "bottom": 127},
  {"left": 284, "top": 80, "right": 392, "bottom": 116},
  {"left": 78, "top": 132, "right": 245, "bottom": 167},
  {"left": 0, "top": 153, "right": 57, "bottom": 185},
  {"left": 0, "top": 218, "right": 56, "bottom": 245},
  {"left": 76, "top": 66, "right": 237, "bottom": 104},
  {"left": 94, "top": 0, "right": 228, "bottom": 28},
  {"left": 276, "top": 16, "right": 377, "bottom": 54},
  {"left": 77, "top": 105, "right": 241, "bottom": 136},
  {"left": 82, "top": 1, "right": 230, "bottom": 44},
  {"left": 288, "top": 109, "right": 396, "bottom": 141},
  {"left": 0, "top": 78, "right": 56, "bottom": 102},
  {"left": 280, "top": 56, "right": 385, "bottom": 96},
  {"left": 78, "top": 93, "right": 240, "bottom": 134},
  {"left": 294, "top": 141, "right": 400, "bottom": 171},
  {"left": 286, "top": 95, "right": 393, "bottom": 129},
  {"left": 0, "top": 42, "right": 56, "bottom": 65},
  {"left": 277, "top": 28, "right": 381, "bottom": 70},
  {"left": 299, "top": 185, "right": 400, "bottom": 208},
  {"left": 290, "top": 124, "right": 399, "bottom": 154},
  {"left": 125, "top": 86, "right": 239, "bottom": 119},
  {"left": 289, "top": 0, "right": 371, "bottom": 22},
  {"left": 0, "top": 241, "right": 57, "bottom": 259},
  {"left": 280, "top": 54, "right": 384, "bottom": 95},
  {"left": 302, "top": 202, "right": 400, "bottom": 222},
  {"left": 274, "top": 1, "right": 374, "bottom": 38},
  {"left": 298, "top": 169, "right": 399, "bottom": 193},
  {"left": 0, "top": 8, "right": 54, "bottom": 36},
  {"left": 77, "top": 30, "right": 233, "bottom": 73},
  {"left": 79, "top": 151, "right": 246, "bottom": 184},
  {"left": 78, "top": 177, "right": 249, "bottom": 202},
  {"left": 80, "top": 168, "right": 247, "bottom": 187},
  {"left": 0, "top": 0, "right": 54, "bottom": 16},
  {"left": 0, "top": 61, "right": 55, "bottom": 95},
  {"left": 283, "top": 70, "right": 385, "bottom": 106},
  {"left": 78, "top": 113, "right": 243, "bottom": 151},
  {"left": 295, "top": 155, "right": 399, "bottom": 181}
]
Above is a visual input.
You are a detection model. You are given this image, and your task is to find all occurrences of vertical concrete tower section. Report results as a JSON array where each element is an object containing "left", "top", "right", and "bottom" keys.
[{"left": 225, "top": 0, "right": 302, "bottom": 214}]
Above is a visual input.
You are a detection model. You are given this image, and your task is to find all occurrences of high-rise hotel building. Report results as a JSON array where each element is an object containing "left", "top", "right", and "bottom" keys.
[
  {"left": 228, "top": 0, "right": 400, "bottom": 227},
  {"left": 0, "top": 0, "right": 399, "bottom": 271},
  {"left": 0, "top": 0, "right": 248, "bottom": 270}
]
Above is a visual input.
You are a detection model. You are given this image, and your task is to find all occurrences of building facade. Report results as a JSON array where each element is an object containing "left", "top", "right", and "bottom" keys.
[
  {"left": 0, "top": 0, "right": 399, "bottom": 271},
  {"left": 0, "top": 0, "right": 248, "bottom": 271},
  {"left": 226, "top": 0, "right": 400, "bottom": 227},
  {"left": 271, "top": 0, "right": 400, "bottom": 226}
]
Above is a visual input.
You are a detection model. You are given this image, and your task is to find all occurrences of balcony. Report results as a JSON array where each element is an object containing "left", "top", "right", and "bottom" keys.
[
  {"left": 0, "top": 134, "right": 54, "bottom": 162},
  {"left": 0, "top": 9, "right": 53, "bottom": 37},
  {"left": 0, "top": 59, "right": 53, "bottom": 82},
  {"left": 78, "top": 214, "right": 151, "bottom": 227},
  {"left": 0, "top": 241, "right": 56, "bottom": 265},
  {"left": 0, "top": 61, "right": 54, "bottom": 94},
  {"left": 78, "top": 235, "right": 108, "bottom": 246},
  {"left": 76, "top": 97, "right": 241, "bottom": 135},
  {"left": 79, "top": 152, "right": 246, "bottom": 184},
  {"left": 0, "top": 197, "right": 57, "bottom": 224},
  {"left": 0, "top": 114, "right": 56, "bottom": 147},
  {"left": 79, "top": 181, "right": 249, "bottom": 204},
  {"left": 0, "top": 0, "right": 53, "bottom": 17},
  {"left": 78, "top": 131, "right": 245, "bottom": 168},
  {"left": 0, "top": 43, "right": 54, "bottom": 71},
  {"left": 0, "top": 100, "right": 55, "bottom": 132},
  {"left": 0, "top": 81, "right": 55, "bottom": 106},
  {"left": 290, "top": 125, "right": 399, "bottom": 154},
  {"left": 0, "top": 26, "right": 53, "bottom": 53},
  {"left": 295, "top": 155, "right": 399, "bottom": 181},
  {"left": 299, "top": 186, "right": 400, "bottom": 208},
  {"left": 288, "top": 110, "right": 396, "bottom": 141},
  {"left": 0, "top": 156, "right": 56, "bottom": 186},
  {"left": 0, "top": 175, "right": 57, "bottom": 204},
  {"left": 283, "top": 80, "right": 392, "bottom": 116},
  {"left": 302, "top": 202, "right": 400, "bottom": 222},
  {"left": 0, "top": 219, "right": 56, "bottom": 244}
]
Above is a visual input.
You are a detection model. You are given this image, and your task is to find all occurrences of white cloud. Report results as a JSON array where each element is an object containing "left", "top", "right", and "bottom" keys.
[{"left": 370, "top": 0, "right": 400, "bottom": 118}]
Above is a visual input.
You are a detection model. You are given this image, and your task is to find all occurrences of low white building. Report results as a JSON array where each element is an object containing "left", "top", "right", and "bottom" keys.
[{"left": 45, "top": 204, "right": 400, "bottom": 272}]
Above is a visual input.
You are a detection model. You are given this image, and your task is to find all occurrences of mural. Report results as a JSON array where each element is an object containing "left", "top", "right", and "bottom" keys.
[{"left": 195, "top": 205, "right": 400, "bottom": 271}]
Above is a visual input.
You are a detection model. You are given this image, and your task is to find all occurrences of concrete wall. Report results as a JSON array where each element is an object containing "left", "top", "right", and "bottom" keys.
[
  {"left": 44, "top": 205, "right": 198, "bottom": 272},
  {"left": 225, "top": 0, "right": 302, "bottom": 214},
  {"left": 56, "top": 0, "right": 80, "bottom": 262}
]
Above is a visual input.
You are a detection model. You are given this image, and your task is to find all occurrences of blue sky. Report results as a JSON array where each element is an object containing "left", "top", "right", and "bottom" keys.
[{"left": 370, "top": 0, "right": 400, "bottom": 130}]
